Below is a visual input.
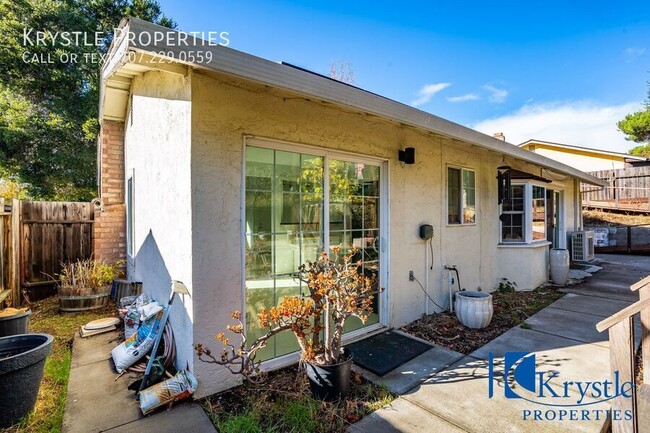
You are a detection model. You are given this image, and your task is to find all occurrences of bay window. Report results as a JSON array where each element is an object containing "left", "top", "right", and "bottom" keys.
[{"left": 500, "top": 183, "right": 548, "bottom": 244}]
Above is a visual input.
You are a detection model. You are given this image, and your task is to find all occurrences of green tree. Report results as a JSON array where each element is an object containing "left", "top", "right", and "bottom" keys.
[
  {"left": 0, "top": 0, "right": 175, "bottom": 200},
  {"left": 618, "top": 83, "right": 650, "bottom": 157},
  {"left": 629, "top": 142, "right": 650, "bottom": 157}
]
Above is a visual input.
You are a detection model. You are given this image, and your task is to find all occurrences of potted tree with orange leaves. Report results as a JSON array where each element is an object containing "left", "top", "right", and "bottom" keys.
[{"left": 196, "top": 247, "right": 377, "bottom": 400}]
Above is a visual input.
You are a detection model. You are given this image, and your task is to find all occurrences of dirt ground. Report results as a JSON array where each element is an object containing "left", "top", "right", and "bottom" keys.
[
  {"left": 202, "top": 364, "right": 393, "bottom": 433},
  {"left": 583, "top": 209, "right": 650, "bottom": 227},
  {"left": 400, "top": 287, "right": 564, "bottom": 355}
]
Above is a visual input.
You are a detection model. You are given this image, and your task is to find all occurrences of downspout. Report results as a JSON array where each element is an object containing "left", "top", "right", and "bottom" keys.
[{"left": 574, "top": 178, "right": 582, "bottom": 231}]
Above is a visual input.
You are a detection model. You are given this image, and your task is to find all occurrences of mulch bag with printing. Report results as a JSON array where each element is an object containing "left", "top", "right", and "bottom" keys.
[
  {"left": 139, "top": 370, "right": 198, "bottom": 415},
  {"left": 111, "top": 310, "right": 163, "bottom": 373}
]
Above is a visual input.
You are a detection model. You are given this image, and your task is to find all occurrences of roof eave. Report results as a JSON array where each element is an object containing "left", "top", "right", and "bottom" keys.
[
  {"left": 100, "top": 18, "right": 607, "bottom": 187},
  {"left": 521, "top": 139, "right": 646, "bottom": 162}
]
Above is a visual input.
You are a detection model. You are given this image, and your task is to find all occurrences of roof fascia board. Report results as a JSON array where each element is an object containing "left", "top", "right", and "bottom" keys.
[{"left": 521, "top": 139, "right": 647, "bottom": 161}]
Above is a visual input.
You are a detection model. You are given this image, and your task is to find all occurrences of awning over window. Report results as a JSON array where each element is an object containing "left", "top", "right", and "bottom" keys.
[{"left": 508, "top": 169, "right": 552, "bottom": 183}]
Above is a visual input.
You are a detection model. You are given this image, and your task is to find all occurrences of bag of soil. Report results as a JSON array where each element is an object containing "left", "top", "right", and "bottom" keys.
[
  {"left": 111, "top": 311, "right": 163, "bottom": 373},
  {"left": 139, "top": 370, "right": 198, "bottom": 415}
]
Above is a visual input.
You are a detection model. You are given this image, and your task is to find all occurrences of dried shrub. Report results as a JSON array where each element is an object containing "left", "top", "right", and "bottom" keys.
[{"left": 196, "top": 248, "right": 379, "bottom": 382}]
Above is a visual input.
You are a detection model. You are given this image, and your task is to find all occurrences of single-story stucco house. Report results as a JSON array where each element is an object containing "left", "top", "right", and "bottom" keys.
[
  {"left": 94, "top": 18, "right": 607, "bottom": 397},
  {"left": 519, "top": 139, "right": 650, "bottom": 172}
]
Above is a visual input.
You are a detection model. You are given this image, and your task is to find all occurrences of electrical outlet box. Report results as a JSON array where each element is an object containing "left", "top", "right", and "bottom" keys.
[
  {"left": 409, "top": 271, "right": 415, "bottom": 281},
  {"left": 419, "top": 224, "right": 433, "bottom": 240}
]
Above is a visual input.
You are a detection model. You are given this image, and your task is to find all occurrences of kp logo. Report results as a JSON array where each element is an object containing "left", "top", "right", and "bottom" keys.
[
  {"left": 489, "top": 351, "right": 536, "bottom": 399},
  {"left": 488, "top": 351, "right": 634, "bottom": 407}
]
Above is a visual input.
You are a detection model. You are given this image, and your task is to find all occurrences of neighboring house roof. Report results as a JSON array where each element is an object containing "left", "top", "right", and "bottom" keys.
[
  {"left": 100, "top": 18, "right": 606, "bottom": 187},
  {"left": 519, "top": 139, "right": 649, "bottom": 163}
]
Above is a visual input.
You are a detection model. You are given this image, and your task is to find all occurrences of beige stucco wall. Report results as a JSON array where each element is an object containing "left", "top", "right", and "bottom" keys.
[
  {"left": 187, "top": 70, "right": 582, "bottom": 397},
  {"left": 124, "top": 70, "right": 195, "bottom": 373},
  {"left": 530, "top": 147, "right": 627, "bottom": 172}
]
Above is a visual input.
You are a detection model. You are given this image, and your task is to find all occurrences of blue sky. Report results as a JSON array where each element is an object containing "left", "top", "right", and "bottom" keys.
[{"left": 158, "top": 0, "right": 650, "bottom": 151}]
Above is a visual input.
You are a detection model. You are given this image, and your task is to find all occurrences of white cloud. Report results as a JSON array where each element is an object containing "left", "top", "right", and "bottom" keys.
[
  {"left": 624, "top": 47, "right": 646, "bottom": 62},
  {"left": 447, "top": 93, "right": 480, "bottom": 103},
  {"left": 471, "top": 100, "right": 643, "bottom": 153},
  {"left": 483, "top": 84, "right": 509, "bottom": 103},
  {"left": 410, "top": 83, "right": 451, "bottom": 107}
]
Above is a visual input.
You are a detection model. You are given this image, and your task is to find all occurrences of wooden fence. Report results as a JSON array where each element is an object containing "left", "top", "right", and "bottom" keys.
[
  {"left": 583, "top": 166, "right": 650, "bottom": 212},
  {"left": 0, "top": 199, "right": 19, "bottom": 307},
  {"left": 0, "top": 200, "right": 94, "bottom": 306}
]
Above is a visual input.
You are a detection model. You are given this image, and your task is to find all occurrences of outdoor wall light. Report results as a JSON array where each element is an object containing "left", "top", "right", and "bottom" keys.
[
  {"left": 497, "top": 165, "right": 512, "bottom": 204},
  {"left": 398, "top": 147, "right": 415, "bottom": 164}
]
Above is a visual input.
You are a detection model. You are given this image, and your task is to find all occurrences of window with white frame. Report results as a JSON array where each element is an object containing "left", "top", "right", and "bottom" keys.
[
  {"left": 500, "top": 183, "right": 548, "bottom": 244},
  {"left": 447, "top": 167, "right": 476, "bottom": 225},
  {"left": 531, "top": 186, "right": 546, "bottom": 241},
  {"left": 500, "top": 184, "right": 525, "bottom": 242}
]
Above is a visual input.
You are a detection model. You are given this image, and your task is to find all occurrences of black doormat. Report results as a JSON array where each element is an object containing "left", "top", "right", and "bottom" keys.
[{"left": 346, "top": 331, "right": 431, "bottom": 377}]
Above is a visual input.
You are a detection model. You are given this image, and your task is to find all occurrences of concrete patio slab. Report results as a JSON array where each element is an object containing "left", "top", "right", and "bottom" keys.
[
  {"left": 402, "top": 356, "right": 608, "bottom": 433},
  {"left": 349, "top": 397, "right": 468, "bottom": 433},
  {"left": 596, "top": 254, "right": 650, "bottom": 273},
  {"left": 469, "top": 326, "right": 611, "bottom": 383},
  {"left": 70, "top": 331, "right": 119, "bottom": 369},
  {"left": 104, "top": 403, "right": 215, "bottom": 433},
  {"left": 548, "top": 293, "right": 632, "bottom": 318},
  {"left": 523, "top": 307, "right": 609, "bottom": 346},
  {"left": 354, "top": 344, "right": 465, "bottom": 395},
  {"left": 63, "top": 331, "right": 216, "bottom": 433},
  {"left": 562, "top": 256, "right": 646, "bottom": 302},
  {"left": 564, "top": 283, "right": 639, "bottom": 302},
  {"left": 349, "top": 255, "right": 650, "bottom": 433},
  {"left": 64, "top": 350, "right": 143, "bottom": 433}
]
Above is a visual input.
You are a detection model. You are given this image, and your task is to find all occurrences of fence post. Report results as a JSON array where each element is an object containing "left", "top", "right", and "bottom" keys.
[
  {"left": 10, "top": 199, "right": 20, "bottom": 307},
  {"left": 627, "top": 226, "right": 632, "bottom": 253},
  {"left": 640, "top": 285, "right": 650, "bottom": 386},
  {"left": 614, "top": 174, "right": 621, "bottom": 209},
  {"left": 609, "top": 318, "right": 637, "bottom": 433},
  {"left": 0, "top": 198, "right": 4, "bottom": 297}
]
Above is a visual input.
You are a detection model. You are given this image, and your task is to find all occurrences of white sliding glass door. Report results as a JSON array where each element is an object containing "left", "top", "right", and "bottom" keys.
[{"left": 244, "top": 141, "right": 384, "bottom": 360}]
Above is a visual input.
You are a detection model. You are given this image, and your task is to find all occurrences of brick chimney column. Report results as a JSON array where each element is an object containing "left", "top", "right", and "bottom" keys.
[{"left": 93, "top": 120, "right": 126, "bottom": 266}]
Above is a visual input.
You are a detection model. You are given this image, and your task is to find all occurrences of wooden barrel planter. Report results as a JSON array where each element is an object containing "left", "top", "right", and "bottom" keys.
[{"left": 58, "top": 285, "right": 111, "bottom": 312}]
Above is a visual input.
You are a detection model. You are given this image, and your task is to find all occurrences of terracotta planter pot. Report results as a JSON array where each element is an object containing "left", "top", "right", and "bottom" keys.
[
  {"left": 304, "top": 355, "right": 352, "bottom": 401},
  {"left": 58, "top": 285, "right": 111, "bottom": 312}
]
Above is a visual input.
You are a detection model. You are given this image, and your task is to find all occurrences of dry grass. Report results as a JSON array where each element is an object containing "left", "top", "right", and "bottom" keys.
[
  {"left": 583, "top": 209, "right": 650, "bottom": 227},
  {"left": 202, "top": 365, "right": 394, "bottom": 433},
  {"left": 401, "top": 287, "right": 564, "bottom": 355},
  {"left": 2, "top": 296, "right": 117, "bottom": 433}
]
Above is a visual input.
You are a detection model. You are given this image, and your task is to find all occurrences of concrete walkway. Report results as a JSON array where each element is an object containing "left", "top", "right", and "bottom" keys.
[
  {"left": 62, "top": 330, "right": 216, "bottom": 433},
  {"left": 350, "top": 254, "right": 649, "bottom": 433}
]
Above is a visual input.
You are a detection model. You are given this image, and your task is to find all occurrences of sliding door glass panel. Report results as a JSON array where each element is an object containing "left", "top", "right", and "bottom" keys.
[
  {"left": 245, "top": 147, "right": 323, "bottom": 360},
  {"left": 329, "top": 159, "right": 380, "bottom": 331}
]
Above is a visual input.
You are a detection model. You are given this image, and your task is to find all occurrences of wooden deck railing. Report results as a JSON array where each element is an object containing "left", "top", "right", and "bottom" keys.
[{"left": 596, "top": 275, "right": 650, "bottom": 433}]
